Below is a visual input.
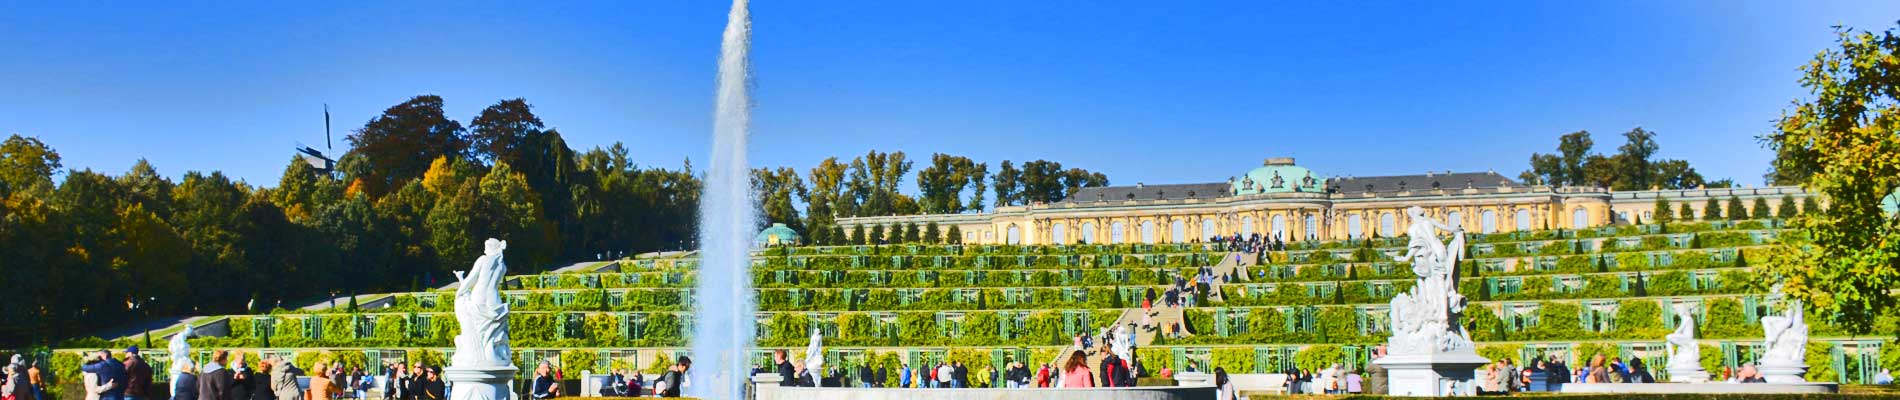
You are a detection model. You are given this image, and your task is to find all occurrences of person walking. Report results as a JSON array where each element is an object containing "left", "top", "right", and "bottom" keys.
[
  {"left": 897, "top": 363, "right": 911, "bottom": 389},
  {"left": 197, "top": 351, "right": 233, "bottom": 400},
  {"left": 169, "top": 362, "right": 197, "bottom": 400},
  {"left": 248, "top": 361, "right": 273, "bottom": 400},
  {"left": 1058, "top": 351, "right": 1093, "bottom": 388},
  {"left": 1214, "top": 368, "right": 1235, "bottom": 400}
]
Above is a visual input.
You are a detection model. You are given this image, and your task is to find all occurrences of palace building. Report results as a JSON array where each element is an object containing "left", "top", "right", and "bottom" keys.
[{"left": 837, "top": 157, "right": 1812, "bottom": 245}]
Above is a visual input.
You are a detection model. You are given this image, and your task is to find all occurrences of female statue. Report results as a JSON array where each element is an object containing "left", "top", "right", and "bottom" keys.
[{"left": 452, "top": 239, "right": 512, "bottom": 368}]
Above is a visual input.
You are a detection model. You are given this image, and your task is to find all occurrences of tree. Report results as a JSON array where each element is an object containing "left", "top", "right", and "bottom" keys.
[
  {"left": 1679, "top": 202, "right": 1696, "bottom": 221},
  {"left": 1802, "top": 196, "right": 1821, "bottom": 216},
  {"left": 1703, "top": 197, "right": 1722, "bottom": 220},
  {"left": 342, "top": 95, "right": 469, "bottom": 198},
  {"left": 1778, "top": 195, "right": 1799, "bottom": 219},
  {"left": 804, "top": 157, "right": 849, "bottom": 240},
  {"left": 902, "top": 223, "right": 919, "bottom": 243},
  {"left": 1763, "top": 24, "right": 1900, "bottom": 333},
  {"left": 1752, "top": 197, "right": 1772, "bottom": 219},
  {"left": 753, "top": 167, "right": 806, "bottom": 231},
  {"left": 1556, "top": 131, "right": 1594, "bottom": 186},
  {"left": 1613, "top": 127, "right": 1660, "bottom": 190},
  {"left": 1521, "top": 153, "right": 1563, "bottom": 186},
  {"left": 924, "top": 222, "right": 941, "bottom": 244},
  {"left": 992, "top": 161, "right": 1020, "bottom": 207},
  {"left": 1653, "top": 159, "right": 1706, "bottom": 190},
  {"left": 1582, "top": 154, "right": 1619, "bottom": 188},
  {"left": 0, "top": 134, "right": 62, "bottom": 196},
  {"left": 1655, "top": 198, "right": 1675, "bottom": 224},
  {"left": 868, "top": 225, "right": 885, "bottom": 245},
  {"left": 916, "top": 154, "right": 985, "bottom": 214},
  {"left": 851, "top": 225, "right": 867, "bottom": 245},
  {"left": 1727, "top": 196, "right": 1747, "bottom": 221}
]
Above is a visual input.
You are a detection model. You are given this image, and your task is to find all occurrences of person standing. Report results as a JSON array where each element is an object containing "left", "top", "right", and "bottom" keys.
[
  {"left": 935, "top": 363, "right": 951, "bottom": 389},
  {"left": 417, "top": 369, "right": 443, "bottom": 400},
  {"left": 1346, "top": 368, "right": 1363, "bottom": 394},
  {"left": 197, "top": 351, "right": 233, "bottom": 400},
  {"left": 657, "top": 356, "right": 689, "bottom": 397},
  {"left": 530, "top": 363, "right": 555, "bottom": 399},
  {"left": 270, "top": 359, "right": 300, "bottom": 400},
  {"left": 307, "top": 362, "right": 339, "bottom": 400},
  {"left": 227, "top": 358, "right": 253, "bottom": 400},
  {"left": 772, "top": 351, "right": 795, "bottom": 388},
  {"left": 169, "top": 362, "right": 197, "bottom": 400},
  {"left": 898, "top": 362, "right": 911, "bottom": 389},
  {"left": 123, "top": 348, "right": 153, "bottom": 400},
  {"left": 248, "top": 361, "right": 273, "bottom": 400},
  {"left": 1058, "top": 351, "right": 1093, "bottom": 388},
  {"left": 1036, "top": 363, "right": 1052, "bottom": 388},
  {"left": 875, "top": 364, "right": 888, "bottom": 388},
  {"left": 84, "top": 350, "right": 128, "bottom": 400},
  {"left": 952, "top": 362, "right": 969, "bottom": 389}
]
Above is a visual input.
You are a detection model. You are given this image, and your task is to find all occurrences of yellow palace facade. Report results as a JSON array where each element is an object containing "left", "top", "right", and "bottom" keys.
[{"left": 837, "top": 158, "right": 1811, "bottom": 245}]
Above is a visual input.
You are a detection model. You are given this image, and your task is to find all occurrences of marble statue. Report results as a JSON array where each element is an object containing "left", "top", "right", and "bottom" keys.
[
  {"left": 452, "top": 239, "right": 513, "bottom": 368},
  {"left": 1758, "top": 285, "right": 1810, "bottom": 383},
  {"left": 1375, "top": 206, "right": 1488, "bottom": 396},
  {"left": 1386, "top": 206, "right": 1474, "bottom": 355},
  {"left": 1112, "top": 324, "right": 1135, "bottom": 362},
  {"left": 168, "top": 323, "right": 194, "bottom": 375},
  {"left": 446, "top": 239, "right": 518, "bottom": 400},
  {"left": 803, "top": 329, "right": 825, "bottom": 387},
  {"left": 1664, "top": 304, "right": 1709, "bottom": 383}
]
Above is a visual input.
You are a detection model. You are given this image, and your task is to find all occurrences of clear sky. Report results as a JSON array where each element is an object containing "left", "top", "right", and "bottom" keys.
[{"left": 4, "top": 1, "right": 1897, "bottom": 190}]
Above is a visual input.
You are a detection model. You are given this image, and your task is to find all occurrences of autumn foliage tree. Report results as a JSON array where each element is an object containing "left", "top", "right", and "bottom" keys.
[{"left": 1763, "top": 24, "right": 1900, "bottom": 334}]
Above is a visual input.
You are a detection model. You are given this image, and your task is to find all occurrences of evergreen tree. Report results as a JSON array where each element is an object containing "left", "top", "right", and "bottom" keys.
[
  {"left": 947, "top": 225, "right": 963, "bottom": 245},
  {"left": 902, "top": 223, "right": 920, "bottom": 243},
  {"left": 1727, "top": 196, "right": 1747, "bottom": 220},
  {"left": 1751, "top": 197, "right": 1771, "bottom": 219},
  {"left": 1777, "top": 195, "right": 1799, "bottom": 219},
  {"left": 869, "top": 225, "right": 886, "bottom": 245},
  {"left": 852, "top": 225, "right": 868, "bottom": 245},
  {"left": 1679, "top": 202, "right": 1695, "bottom": 221},
  {"left": 924, "top": 222, "right": 941, "bottom": 244},
  {"left": 830, "top": 225, "right": 846, "bottom": 246},
  {"left": 1703, "top": 197, "right": 1723, "bottom": 220},
  {"left": 1801, "top": 196, "right": 1821, "bottom": 216},
  {"left": 1655, "top": 197, "right": 1675, "bottom": 224}
]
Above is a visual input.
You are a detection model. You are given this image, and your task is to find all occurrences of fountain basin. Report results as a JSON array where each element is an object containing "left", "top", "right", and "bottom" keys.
[{"left": 1560, "top": 382, "right": 1838, "bottom": 394}]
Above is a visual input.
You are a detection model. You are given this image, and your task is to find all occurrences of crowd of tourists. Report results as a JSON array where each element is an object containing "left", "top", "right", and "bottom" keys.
[{"left": 569, "top": 355, "right": 691, "bottom": 398}]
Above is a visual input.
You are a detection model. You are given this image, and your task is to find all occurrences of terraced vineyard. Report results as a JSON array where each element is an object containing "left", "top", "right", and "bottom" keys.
[{"left": 44, "top": 218, "right": 1897, "bottom": 392}]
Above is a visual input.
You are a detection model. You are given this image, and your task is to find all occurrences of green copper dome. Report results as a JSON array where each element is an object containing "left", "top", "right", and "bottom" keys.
[
  {"left": 1232, "top": 157, "right": 1323, "bottom": 195},
  {"left": 754, "top": 223, "right": 802, "bottom": 246}
]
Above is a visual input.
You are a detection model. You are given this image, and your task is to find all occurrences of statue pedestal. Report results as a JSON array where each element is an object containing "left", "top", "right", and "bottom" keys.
[
  {"left": 1373, "top": 352, "right": 1490, "bottom": 397},
  {"left": 445, "top": 365, "right": 519, "bottom": 400},
  {"left": 1758, "top": 360, "right": 1808, "bottom": 384},
  {"left": 1666, "top": 365, "right": 1709, "bottom": 383}
]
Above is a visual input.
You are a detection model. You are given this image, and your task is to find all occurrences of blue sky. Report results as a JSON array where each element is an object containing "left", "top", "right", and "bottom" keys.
[{"left": 4, "top": 1, "right": 1897, "bottom": 190}]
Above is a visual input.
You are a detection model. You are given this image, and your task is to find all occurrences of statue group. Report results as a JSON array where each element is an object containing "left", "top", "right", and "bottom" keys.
[
  {"left": 1376, "top": 206, "right": 1490, "bottom": 396},
  {"left": 1386, "top": 206, "right": 1475, "bottom": 355}
]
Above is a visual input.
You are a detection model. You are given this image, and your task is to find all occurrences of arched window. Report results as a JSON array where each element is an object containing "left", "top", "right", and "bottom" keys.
[
  {"left": 1448, "top": 211, "right": 1463, "bottom": 230},
  {"left": 1304, "top": 215, "right": 1318, "bottom": 240},
  {"left": 1379, "top": 213, "right": 1397, "bottom": 238},
  {"left": 1140, "top": 221, "right": 1157, "bottom": 244},
  {"left": 1241, "top": 216, "right": 1256, "bottom": 237},
  {"left": 1572, "top": 208, "right": 1589, "bottom": 229},
  {"left": 1201, "top": 219, "right": 1217, "bottom": 241},
  {"left": 1052, "top": 223, "right": 1067, "bottom": 245},
  {"left": 1170, "top": 220, "right": 1187, "bottom": 244},
  {"left": 1481, "top": 210, "right": 1498, "bottom": 234},
  {"left": 1271, "top": 215, "right": 1288, "bottom": 240},
  {"left": 1515, "top": 209, "right": 1532, "bottom": 231},
  {"left": 1006, "top": 224, "right": 1022, "bottom": 245},
  {"left": 1080, "top": 223, "right": 1097, "bottom": 244},
  {"left": 1111, "top": 222, "right": 1127, "bottom": 244},
  {"left": 1347, "top": 214, "right": 1364, "bottom": 239}
]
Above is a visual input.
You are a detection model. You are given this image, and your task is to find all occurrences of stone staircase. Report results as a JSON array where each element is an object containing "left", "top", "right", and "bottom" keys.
[{"left": 1206, "top": 252, "right": 1254, "bottom": 303}]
